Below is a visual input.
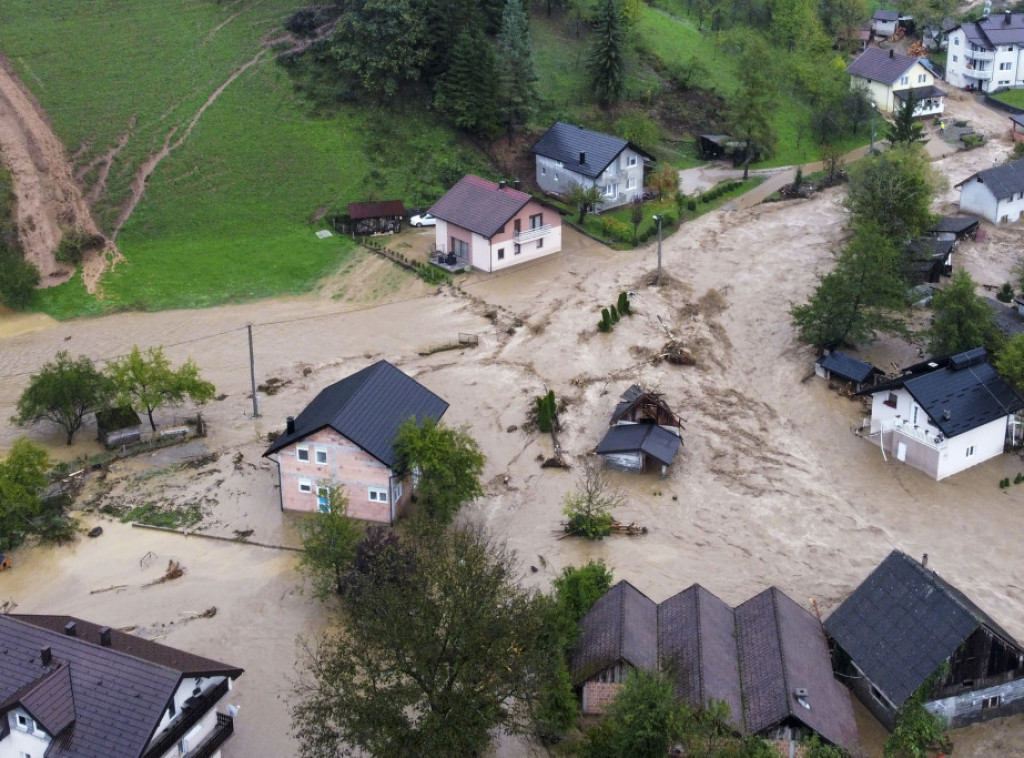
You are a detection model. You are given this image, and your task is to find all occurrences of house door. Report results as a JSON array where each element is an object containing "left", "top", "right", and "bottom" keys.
[
  {"left": 317, "top": 486, "right": 331, "bottom": 513},
  {"left": 514, "top": 219, "right": 521, "bottom": 235}
]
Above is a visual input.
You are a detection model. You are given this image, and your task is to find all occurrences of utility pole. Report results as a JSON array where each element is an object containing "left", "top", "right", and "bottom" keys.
[
  {"left": 247, "top": 323, "right": 260, "bottom": 418},
  {"left": 652, "top": 214, "right": 663, "bottom": 285}
]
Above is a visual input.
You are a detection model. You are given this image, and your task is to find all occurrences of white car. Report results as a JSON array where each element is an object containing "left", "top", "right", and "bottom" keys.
[{"left": 410, "top": 212, "right": 436, "bottom": 227}]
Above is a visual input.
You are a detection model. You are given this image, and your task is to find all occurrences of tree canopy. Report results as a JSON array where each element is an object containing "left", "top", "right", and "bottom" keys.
[
  {"left": 885, "top": 89, "right": 927, "bottom": 146},
  {"left": 394, "top": 417, "right": 484, "bottom": 523},
  {"left": 0, "top": 438, "right": 50, "bottom": 551},
  {"left": 587, "top": 0, "right": 627, "bottom": 105},
  {"left": 929, "top": 270, "right": 1000, "bottom": 356},
  {"left": 292, "top": 526, "right": 556, "bottom": 757},
  {"left": 845, "top": 145, "right": 939, "bottom": 242},
  {"left": 13, "top": 351, "right": 113, "bottom": 445},
  {"left": 106, "top": 345, "right": 215, "bottom": 431},
  {"left": 297, "top": 483, "right": 363, "bottom": 600}
]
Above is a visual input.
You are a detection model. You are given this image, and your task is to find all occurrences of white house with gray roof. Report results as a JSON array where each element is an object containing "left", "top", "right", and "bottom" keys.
[
  {"left": 858, "top": 348, "right": 1023, "bottom": 480},
  {"left": 530, "top": 122, "right": 654, "bottom": 211},
  {"left": 845, "top": 47, "right": 945, "bottom": 116},
  {"left": 947, "top": 11, "right": 1024, "bottom": 93},
  {"left": 956, "top": 157, "right": 1024, "bottom": 224}
]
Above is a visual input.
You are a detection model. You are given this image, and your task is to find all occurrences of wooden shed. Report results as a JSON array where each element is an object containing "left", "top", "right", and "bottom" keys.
[
  {"left": 596, "top": 385, "right": 683, "bottom": 476},
  {"left": 348, "top": 200, "right": 406, "bottom": 236},
  {"left": 96, "top": 407, "right": 142, "bottom": 446}
]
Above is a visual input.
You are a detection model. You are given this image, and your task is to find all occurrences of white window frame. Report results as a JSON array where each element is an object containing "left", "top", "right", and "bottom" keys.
[
  {"left": 966, "top": 446, "right": 976, "bottom": 458},
  {"left": 954, "top": 37, "right": 959, "bottom": 45},
  {"left": 317, "top": 485, "right": 331, "bottom": 513},
  {"left": 982, "top": 695, "right": 1001, "bottom": 709},
  {"left": 626, "top": 177, "right": 637, "bottom": 190},
  {"left": 298, "top": 478, "right": 313, "bottom": 494},
  {"left": 394, "top": 481, "right": 403, "bottom": 501},
  {"left": 899, "top": 76, "right": 909, "bottom": 85},
  {"left": 296, "top": 445, "right": 310, "bottom": 462},
  {"left": 603, "top": 184, "right": 617, "bottom": 198},
  {"left": 918, "top": 74, "right": 926, "bottom": 83},
  {"left": 1001, "top": 62, "right": 1013, "bottom": 71},
  {"left": 314, "top": 448, "right": 328, "bottom": 465},
  {"left": 628, "top": 154, "right": 638, "bottom": 167},
  {"left": 368, "top": 486, "right": 388, "bottom": 503}
]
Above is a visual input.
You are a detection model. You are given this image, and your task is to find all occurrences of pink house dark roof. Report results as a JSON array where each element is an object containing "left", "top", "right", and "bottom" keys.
[
  {"left": 348, "top": 200, "right": 406, "bottom": 219},
  {"left": 428, "top": 175, "right": 533, "bottom": 239}
]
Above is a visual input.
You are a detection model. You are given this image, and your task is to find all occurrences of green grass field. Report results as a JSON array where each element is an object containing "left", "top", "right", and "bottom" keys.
[{"left": 993, "top": 89, "right": 1024, "bottom": 109}]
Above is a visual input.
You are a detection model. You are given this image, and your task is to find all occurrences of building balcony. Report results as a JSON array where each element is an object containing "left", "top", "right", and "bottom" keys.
[
  {"left": 143, "top": 679, "right": 230, "bottom": 758},
  {"left": 967, "top": 49, "right": 995, "bottom": 61},
  {"left": 890, "top": 419, "right": 946, "bottom": 450},
  {"left": 185, "top": 713, "right": 234, "bottom": 758},
  {"left": 965, "top": 65, "right": 993, "bottom": 80},
  {"left": 514, "top": 224, "right": 552, "bottom": 243}
]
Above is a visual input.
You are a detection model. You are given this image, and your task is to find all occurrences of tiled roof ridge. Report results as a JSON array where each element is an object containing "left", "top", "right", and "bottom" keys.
[
  {"left": 692, "top": 585, "right": 705, "bottom": 707},
  {"left": 768, "top": 588, "right": 792, "bottom": 717}
]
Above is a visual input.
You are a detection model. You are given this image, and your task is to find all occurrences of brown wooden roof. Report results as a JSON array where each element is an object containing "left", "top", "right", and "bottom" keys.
[{"left": 348, "top": 200, "right": 406, "bottom": 219}]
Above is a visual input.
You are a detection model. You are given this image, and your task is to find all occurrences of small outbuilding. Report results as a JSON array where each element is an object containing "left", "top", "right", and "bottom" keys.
[
  {"left": 96, "top": 407, "right": 143, "bottom": 446},
  {"left": 904, "top": 237, "right": 954, "bottom": 284},
  {"left": 815, "top": 350, "right": 884, "bottom": 392},
  {"left": 925, "top": 215, "right": 980, "bottom": 243},
  {"left": 347, "top": 200, "right": 406, "bottom": 236},
  {"left": 956, "top": 158, "right": 1024, "bottom": 225},
  {"left": 871, "top": 8, "right": 899, "bottom": 37},
  {"left": 596, "top": 385, "right": 683, "bottom": 476}
]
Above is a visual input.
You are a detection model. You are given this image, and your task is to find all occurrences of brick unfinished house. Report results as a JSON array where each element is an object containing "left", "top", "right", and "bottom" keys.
[
  {"left": 0, "top": 614, "right": 242, "bottom": 758},
  {"left": 263, "top": 360, "right": 448, "bottom": 522}
]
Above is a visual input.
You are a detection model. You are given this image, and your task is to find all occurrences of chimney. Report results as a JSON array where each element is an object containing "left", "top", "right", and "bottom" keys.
[
  {"left": 40, "top": 647, "right": 52, "bottom": 666},
  {"left": 513, "top": 179, "right": 521, "bottom": 191},
  {"left": 889, "top": 49, "right": 894, "bottom": 58},
  {"left": 922, "top": 553, "right": 929, "bottom": 568},
  {"left": 63, "top": 621, "right": 76, "bottom": 637},
  {"left": 579, "top": 151, "right": 586, "bottom": 165},
  {"left": 286, "top": 416, "right": 295, "bottom": 435},
  {"left": 498, "top": 180, "right": 507, "bottom": 190},
  {"left": 99, "top": 626, "right": 112, "bottom": 647},
  {"left": 1006, "top": 10, "right": 1012, "bottom": 24}
]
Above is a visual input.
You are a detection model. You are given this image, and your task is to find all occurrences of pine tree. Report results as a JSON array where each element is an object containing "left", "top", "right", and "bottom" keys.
[
  {"left": 434, "top": 26, "right": 500, "bottom": 136},
  {"left": 587, "top": 0, "right": 627, "bottom": 106},
  {"left": 886, "top": 89, "right": 927, "bottom": 146},
  {"left": 496, "top": 0, "right": 539, "bottom": 138}
]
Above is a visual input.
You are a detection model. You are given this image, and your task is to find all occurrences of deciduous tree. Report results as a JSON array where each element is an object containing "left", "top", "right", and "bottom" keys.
[
  {"left": 565, "top": 181, "right": 603, "bottom": 223},
  {"left": 13, "top": 351, "right": 113, "bottom": 445},
  {"left": 846, "top": 145, "right": 940, "bottom": 242},
  {"left": 562, "top": 459, "right": 623, "bottom": 539},
  {"left": 995, "top": 332, "right": 1024, "bottom": 394},
  {"left": 580, "top": 670, "right": 688, "bottom": 758},
  {"left": 394, "top": 417, "right": 484, "bottom": 523},
  {"left": 297, "top": 483, "right": 363, "bottom": 600},
  {"left": 292, "top": 526, "right": 555, "bottom": 757},
  {"left": 106, "top": 345, "right": 215, "bottom": 432},
  {"left": 0, "top": 438, "right": 49, "bottom": 550},
  {"left": 587, "top": 0, "right": 627, "bottom": 105},
  {"left": 929, "top": 269, "right": 1001, "bottom": 356},
  {"left": 729, "top": 37, "right": 778, "bottom": 179}
]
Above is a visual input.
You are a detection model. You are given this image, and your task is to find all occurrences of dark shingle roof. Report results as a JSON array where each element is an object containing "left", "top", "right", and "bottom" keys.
[
  {"left": 817, "top": 351, "right": 882, "bottom": 384},
  {"left": 845, "top": 47, "right": 918, "bottom": 84},
  {"left": 658, "top": 585, "right": 743, "bottom": 730},
  {"left": 893, "top": 85, "right": 946, "bottom": 101},
  {"left": 960, "top": 13, "right": 1024, "bottom": 48},
  {"left": 263, "top": 360, "right": 449, "bottom": 466},
  {"left": 927, "top": 215, "right": 979, "bottom": 235},
  {"left": 428, "top": 175, "right": 532, "bottom": 238},
  {"left": 825, "top": 551, "right": 1023, "bottom": 707},
  {"left": 955, "top": 158, "right": 1024, "bottom": 201},
  {"left": 873, "top": 9, "right": 899, "bottom": 21},
  {"left": 531, "top": 122, "right": 653, "bottom": 180},
  {"left": 0, "top": 614, "right": 241, "bottom": 758},
  {"left": 348, "top": 200, "right": 405, "bottom": 219},
  {"left": 595, "top": 423, "right": 682, "bottom": 467},
  {"left": 570, "top": 580, "right": 658, "bottom": 685},
  {"left": 1012, "top": 113, "right": 1024, "bottom": 129},
  {"left": 987, "top": 298, "right": 1024, "bottom": 336},
  {"left": 612, "top": 384, "right": 644, "bottom": 421}
]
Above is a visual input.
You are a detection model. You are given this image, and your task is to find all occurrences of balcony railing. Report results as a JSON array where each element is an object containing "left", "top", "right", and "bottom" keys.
[
  {"left": 514, "top": 224, "right": 552, "bottom": 243},
  {"left": 965, "top": 64, "right": 993, "bottom": 80},
  {"left": 186, "top": 713, "right": 234, "bottom": 758},
  {"left": 967, "top": 49, "right": 995, "bottom": 61},
  {"left": 143, "top": 679, "right": 231, "bottom": 758},
  {"left": 890, "top": 419, "right": 946, "bottom": 450}
]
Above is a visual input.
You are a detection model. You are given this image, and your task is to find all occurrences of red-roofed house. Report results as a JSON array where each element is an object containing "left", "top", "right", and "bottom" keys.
[{"left": 428, "top": 175, "right": 562, "bottom": 273}]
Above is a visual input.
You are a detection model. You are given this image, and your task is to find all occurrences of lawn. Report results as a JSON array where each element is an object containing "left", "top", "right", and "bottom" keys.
[
  {"left": 993, "top": 89, "right": 1024, "bottom": 109},
  {"left": 0, "top": 0, "right": 487, "bottom": 318}
]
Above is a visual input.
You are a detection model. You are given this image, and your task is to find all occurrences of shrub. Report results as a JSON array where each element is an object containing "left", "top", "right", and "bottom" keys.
[
  {"left": 536, "top": 390, "right": 557, "bottom": 433},
  {"left": 609, "top": 304, "right": 620, "bottom": 324},
  {"left": 687, "top": 199, "right": 696, "bottom": 212},
  {"left": 1015, "top": 472, "right": 1024, "bottom": 485},
  {"left": 54, "top": 230, "right": 105, "bottom": 264},
  {"left": 598, "top": 308, "right": 612, "bottom": 333},
  {"left": 0, "top": 249, "right": 39, "bottom": 310},
  {"left": 660, "top": 210, "right": 678, "bottom": 227},
  {"left": 617, "top": 291, "right": 631, "bottom": 315},
  {"left": 998, "top": 282, "right": 1014, "bottom": 303}
]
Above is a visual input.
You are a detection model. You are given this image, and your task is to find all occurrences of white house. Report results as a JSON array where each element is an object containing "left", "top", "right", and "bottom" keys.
[
  {"left": 0, "top": 614, "right": 242, "bottom": 758},
  {"left": 871, "top": 9, "right": 899, "bottom": 38},
  {"left": 946, "top": 11, "right": 1024, "bottom": 93},
  {"left": 427, "top": 175, "right": 562, "bottom": 273},
  {"left": 859, "top": 347, "right": 1023, "bottom": 480},
  {"left": 531, "top": 122, "right": 654, "bottom": 212},
  {"left": 955, "top": 157, "right": 1024, "bottom": 224},
  {"left": 845, "top": 47, "right": 945, "bottom": 116}
]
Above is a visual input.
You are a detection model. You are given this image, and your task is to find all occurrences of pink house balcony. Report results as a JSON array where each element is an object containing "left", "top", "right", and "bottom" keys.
[{"left": 514, "top": 224, "right": 552, "bottom": 243}]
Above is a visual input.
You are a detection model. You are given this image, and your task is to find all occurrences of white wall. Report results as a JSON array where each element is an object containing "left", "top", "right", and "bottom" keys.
[
  {"left": 489, "top": 226, "right": 562, "bottom": 272},
  {"left": 936, "top": 416, "right": 1009, "bottom": 480},
  {"left": 0, "top": 709, "right": 51, "bottom": 758},
  {"left": 960, "top": 179, "right": 1024, "bottom": 224},
  {"left": 149, "top": 675, "right": 231, "bottom": 758}
]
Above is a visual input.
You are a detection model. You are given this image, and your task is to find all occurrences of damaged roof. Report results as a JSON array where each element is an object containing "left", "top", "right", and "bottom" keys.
[{"left": 596, "top": 423, "right": 682, "bottom": 467}]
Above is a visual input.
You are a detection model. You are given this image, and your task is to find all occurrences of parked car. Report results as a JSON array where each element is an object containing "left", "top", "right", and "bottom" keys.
[{"left": 410, "top": 212, "right": 436, "bottom": 227}]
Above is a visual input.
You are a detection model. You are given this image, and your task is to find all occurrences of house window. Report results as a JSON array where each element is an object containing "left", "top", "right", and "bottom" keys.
[
  {"left": 317, "top": 485, "right": 330, "bottom": 513},
  {"left": 315, "top": 448, "right": 327, "bottom": 465},
  {"left": 869, "top": 684, "right": 889, "bottom": 707},
  {"left": 982, "top": 695, "right": 1001, "bottom": 709},
  {"left": 966, "top": 446, "right": 976, "bottom": 457},
  {"left": 530, "top": 213, "right": 543, "bottom": 229},
  {"left": 537, "top": 238, "right": 544, "bottom": 249},
  {"left": 912, "top": 406, "right": 919, "bottom": 425},
  {"left": 298, "top": 478, "right": 313, "bottom": 494},
  {"left": 540, "top": 166, "right": 546, "bottom": 175},
  {"left": 514, "top": 244, "right": 521, "bottom": 255},
  {"left": 15, "top": 714, "right": 36, "bottom": 733},
  {"left": 953, "top": 55, "right": 959, "bottom": 62},
  {"left": 899, "top": 76, "right": 909, "bottom": 85},
  {"left": 497, "top": 248, "right": 505, "bottom": 260},
  {"left": 603, "top": 184, "right": 616, "bottom": 198},
  {"left": 918, "top": 74, "right": 927, "bottom": 83},
  {"left": 954, "top": 37, "right": 959, "bottom": 45},
  {"left": 884, "top": 393, "right": 898, "bottom": 408},
  {"left": 394, "top": 481, "right": 403, "bottom": 501},
  {"left": 1001, "top": 62, "right": 1013, "bottom": 71},
  {"left": 628, "top": 155, "right": 638, "bottom": 167},
  {"left": 368, "top": 487, "right": 388, "bottom": 503},
  {"left": 452, "top": 238, "right": 469, "bottom": 259},
  {"left": 626, "top": 177, "right": 636, "bottom": 190},
  {"left": 597, "top": 664, "right": 624, "bottom": 683},
  {"left": 297, "top": 446, "right": 310, "bottom": 462}
]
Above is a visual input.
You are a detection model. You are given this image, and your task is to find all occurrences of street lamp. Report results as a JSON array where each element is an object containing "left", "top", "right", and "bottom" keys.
[
  {"left": 869, "top": 102, "right": 878, "bottom": 154},
  {"left": 652, "top": 214, "right": 663, "bottom": 285}
]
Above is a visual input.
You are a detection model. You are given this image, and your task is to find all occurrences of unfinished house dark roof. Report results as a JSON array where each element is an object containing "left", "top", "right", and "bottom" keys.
[
  {"left": 845, "top": 47, "right": 918, "bottom": 84},
  {"left": 825, "top": 551, "right": 1023, "bottom": 707},
  {"left": 570, "top": 580, "right": 658, "bottom": 685},
  {"left": 859, "top": 348, "right": 1023, "bottom": 437},
  {"left": 573, "top": 582, "right": 859, "bottom": 751},
  {"left": 263, "top": 360, "right": 449, "bottom": 466},
  {"left": 0, "top": 614, "right": 241, "bottom": 758},
  {"left": 428, "top": 175, "right": 532, "bottom": 238},
  {"left": 960, "top": 12, "right": 1024, "bottom": 49},
  {"left": 531, "top": 122, "right": 654, "bottom": 180},
  {"left": 596, "top": 423, "right": 683, "bottom": 467},
  {"left": 955, "top": 158, "right": 1024, "bottom": 201},
  {"left": 817, "top": 351, "right": 882, "bottom": 384},
  {"left": 347, "top": 200, "right": 406, "bottom": 219}
]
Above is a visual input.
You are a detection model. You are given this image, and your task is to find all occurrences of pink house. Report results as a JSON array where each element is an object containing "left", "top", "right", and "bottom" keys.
[
  {"left": 263, "top": 361, "right": 448, "bottom": 523},
  {"left": 428, "top": 175, "right": 562, "bottom": 273}
]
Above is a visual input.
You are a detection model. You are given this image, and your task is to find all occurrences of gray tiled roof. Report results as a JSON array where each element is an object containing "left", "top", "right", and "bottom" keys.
[
  {"left": 927, "top": 215, "right": 979, "bottom": 235},
  {"left": 531, "top": 122, "right": 653, "bottom": 180},
  {"left": 956, "top": 158, "right": 1024, "bottom": 201},
  {"left": 570, "top": 580, "right": 658, "bottom": 685},
  {"left": 0, "top": 614, "right": 241, "bottom": 758},
  {"left": 595, "top": 423, "right": 682, "bottom": 467},
  {"left": 873, "top": 9, "right": 899, "bottom": 21},
  {"left": 817, "top": 351, "right": 882, "bottom": 384},
  {"left": 263, "top": 360, "right": 449, "bottom": 467},
  {"left": 825, "top": 551, "right": 1023, "bottom": 707},
  {"left": 960, "top": 12, "right": 1024, "bottom": 49},
  {"left": 987, "top": 298, "right": 1024, "bottom": 336},
  {"left": 428, "top": 175, "right": 532, "bottom": 238},
  {"left": 1012, "top": 113, "right": 1024, "bottom": 128},
  {"left": 845, "top": 47, "right": 918, "bottom": 84},
  {"left": 893, "top": 85, "right": 946, "bottom": 101}
]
